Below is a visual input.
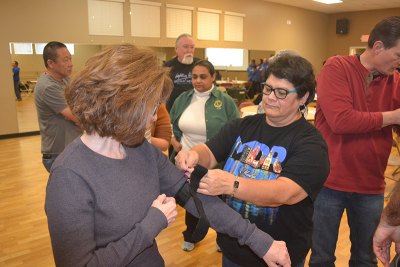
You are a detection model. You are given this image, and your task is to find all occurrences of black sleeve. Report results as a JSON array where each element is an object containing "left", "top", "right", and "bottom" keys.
[
  {"left": 280, "top": 127, "right": 330, "bottom": 201},
  {"left": 206, "top": 118, "right": 242, "bottom": 163}
]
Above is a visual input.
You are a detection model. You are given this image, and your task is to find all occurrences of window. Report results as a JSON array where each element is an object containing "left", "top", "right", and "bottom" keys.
[
  {"left": 166, "top": 4, "right": 193, "bottom": 38},
  {"left": 130, "top": 0, "right": 161, "bottom": 37},
  {"left": 34, "top": 43, "right": 75, "bottom": 55},
  {"left": 197, "top": 8, "right": 221, "bottom": 41},
  {"left": 224, "top": 11, "right": 245, "bottom": 42},
  {"left": 88, "top": 0, "right": 124, "bottom": 36},
  {"left": 205, "top": 48, "right": 248, "bottom": 71},
  {"left": 13, "top": 43, "right": 33, "bottom": 55}
]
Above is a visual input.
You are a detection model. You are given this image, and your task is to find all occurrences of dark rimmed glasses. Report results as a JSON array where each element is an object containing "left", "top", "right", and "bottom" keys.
[{"left": 261, "top": 82, "right": 298, "bottom": 99}]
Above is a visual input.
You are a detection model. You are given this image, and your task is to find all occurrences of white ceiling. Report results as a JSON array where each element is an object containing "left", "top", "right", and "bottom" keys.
[{"left": 263, "top": 0, "right": 400, "bottom": 14}]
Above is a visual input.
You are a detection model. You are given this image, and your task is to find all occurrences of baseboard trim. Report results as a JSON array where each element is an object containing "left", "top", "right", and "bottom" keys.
[{"left": 0, "top": 131, "right": 40, "bottom": 140}]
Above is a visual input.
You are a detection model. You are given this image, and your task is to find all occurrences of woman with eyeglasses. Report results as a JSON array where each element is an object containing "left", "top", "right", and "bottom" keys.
[
  {"left": 174, "top": 51, "right": 330, "bottom": 267},
  {"left": 44, "top": 44, "right": 291, "bottom": 267},
  {"left": 169, "top": 60, "right": 240, "bottom": 252}
]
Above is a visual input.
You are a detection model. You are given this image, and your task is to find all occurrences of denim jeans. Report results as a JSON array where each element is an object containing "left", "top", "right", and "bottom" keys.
[
  {"left": 42, "top": 154, "right": 58, "bottom": 173},
  {"left": 14, "top": 80, "right": 21, "bottom": 100},
  {"left": 309, "top": 187, "right": 384, "bottom": 267},
  {"left": 222, "top": 255, "right": 305, "bottom": 267}
]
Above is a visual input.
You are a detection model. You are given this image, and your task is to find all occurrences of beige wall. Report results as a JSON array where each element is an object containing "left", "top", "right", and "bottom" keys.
[
  {"left": 326, "top": 8, "right": 400, "bottom": 58},
  {"left": 0, "top": 0, "right": 398, "bottom": 135}
]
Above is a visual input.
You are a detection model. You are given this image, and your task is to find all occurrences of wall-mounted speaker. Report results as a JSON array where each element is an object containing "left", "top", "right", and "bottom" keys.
[{"left": 336, "top": 19, "right": 349, "bottom": 35}]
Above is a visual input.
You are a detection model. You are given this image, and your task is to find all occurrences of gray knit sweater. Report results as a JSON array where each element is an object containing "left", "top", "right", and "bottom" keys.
[{"left": 45, "top": 138, "right": 273, "bottom": 266}]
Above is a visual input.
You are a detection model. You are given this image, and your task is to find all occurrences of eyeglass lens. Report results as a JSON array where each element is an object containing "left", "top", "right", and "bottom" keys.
[{"left": 263, "top": 85, "right": 289, "bottom": 99}]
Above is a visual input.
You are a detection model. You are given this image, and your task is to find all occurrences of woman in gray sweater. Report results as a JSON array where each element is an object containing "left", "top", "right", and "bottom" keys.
[{"left": 45, "top": 44, "right": 290, "bottom": 267}]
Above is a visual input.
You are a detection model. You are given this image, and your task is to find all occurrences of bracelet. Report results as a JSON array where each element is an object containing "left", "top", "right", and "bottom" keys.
[{"left": 232, "top": 175, "right": 240, "bottom": 197}]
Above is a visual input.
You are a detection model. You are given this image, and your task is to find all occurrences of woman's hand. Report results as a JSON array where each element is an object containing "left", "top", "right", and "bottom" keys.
[
  {"left": 262, "top": 240, "right": 291, "bottom": 267},
  {"left": 151, "top": 194, "right": 177, "bottom": 226},
  {"left": 171, "top": 136, "right": 182, "bottom": 153},
  {"left": 175, "top": 150, "right": 199, "bottom": 176},
  {"left": 197, "top": 169, "right": 234, "bottom": 196}
]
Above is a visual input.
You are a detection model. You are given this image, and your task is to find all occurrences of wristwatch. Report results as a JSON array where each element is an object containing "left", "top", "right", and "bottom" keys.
[{"left": 232, "top": 176, "right": 239, "bottom": 197}]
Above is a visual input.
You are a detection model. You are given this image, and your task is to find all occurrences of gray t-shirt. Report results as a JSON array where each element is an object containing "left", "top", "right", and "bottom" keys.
[
  {"left": 34, "top": 73, "right": 81, "bottom": 154},
  {"left": 45, "top": 138, "right": 273, "bottom": 266}
]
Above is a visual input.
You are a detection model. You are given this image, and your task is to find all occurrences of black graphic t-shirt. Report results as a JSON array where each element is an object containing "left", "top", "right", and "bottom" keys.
[
  {"left": 206, "top": 114, "right": 329, "bottom": 266},
  {"left": 164, "top": 57, "right": 200, "bottom": 111}
]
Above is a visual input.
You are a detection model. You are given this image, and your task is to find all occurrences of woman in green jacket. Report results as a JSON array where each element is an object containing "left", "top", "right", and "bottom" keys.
[{"left": 169, "top": 60, "right": 240, "bottom": 252}]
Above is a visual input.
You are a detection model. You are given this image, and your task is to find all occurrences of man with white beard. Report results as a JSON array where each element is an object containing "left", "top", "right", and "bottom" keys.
[{"left": 165, "top": 33, "right": 200, "bottom": 111}]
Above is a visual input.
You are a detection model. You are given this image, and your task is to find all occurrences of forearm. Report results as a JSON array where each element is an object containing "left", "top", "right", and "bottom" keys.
[
  {"left": 382, "top": 110, "right": 400, "bottom": 128},
  {"left": 383, "top": 182, "right": 400, "bottom": 226},
  {"left": 184, "top": 193, "right": 273, "bottom": 258},
  {"left": 61, "top": 107, "right": 79, "bottom": 123},
  {"left": 192, "top": 144, "right": 217, "bottom": 168},
  {"left": 150, "top": 137, "right": 170, "bottom": 151},
  {"left": 227, "top": 176, "right": 307, "bottom": 207}
]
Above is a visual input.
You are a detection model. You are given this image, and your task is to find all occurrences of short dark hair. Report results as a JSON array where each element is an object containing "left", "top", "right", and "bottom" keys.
[
  {"left": 266, "top": 51, "right": 315, "bottom": 105},
  {"left": 65, "top": 44, "right": 172, "bottom": 147},
  {"left": 43, "top": 41, "right": 67, "bottom": 68},
  {"left": 13, "top": 61, "right": 18, "bottom": 66},
  {"left": 368, "top": 16, "right": 400, "bottom": 49},
  {"left": 193, "top": 60, "right": 215, "bottom": 76}
]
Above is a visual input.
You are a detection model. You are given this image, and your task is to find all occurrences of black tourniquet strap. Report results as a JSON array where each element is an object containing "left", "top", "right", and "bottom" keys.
[
  {"left": 188, "top": 165, "right": 210, "bottom": 243},
  {"left": 174, "top": 165, "right": 210, "bottom": 243}
]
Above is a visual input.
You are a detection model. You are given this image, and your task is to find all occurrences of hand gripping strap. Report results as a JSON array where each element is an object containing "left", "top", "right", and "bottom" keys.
[{"left": 174, "top": 165, "right": 210, "bottom": 243}]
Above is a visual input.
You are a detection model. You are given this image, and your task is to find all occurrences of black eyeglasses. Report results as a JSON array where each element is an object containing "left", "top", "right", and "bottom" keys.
[{"left": 262, "top": 82, "right": 297, "bottom": 99}]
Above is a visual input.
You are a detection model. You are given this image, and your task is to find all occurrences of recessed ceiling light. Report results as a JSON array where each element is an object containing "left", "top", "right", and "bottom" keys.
[{"left": 313, "top": 0, "right": 343, "bottom": 4}]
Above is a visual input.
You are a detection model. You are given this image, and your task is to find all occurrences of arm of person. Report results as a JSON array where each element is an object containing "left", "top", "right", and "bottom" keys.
[
  {"left": 156, "top": 147, "right": 290, "bottom": 266},
  {"left": 174, "top": 144, "right": 218, "bottom": 171},
  {"left": 198, "top": 170, "right": 307, "bottom": 206},
  {"left": 150, "top": 104, "right": 172, "bottom": 151},
  {"left": 171, "top": 136, "right": 182, "bottom": 153},
  {"left": 382, "top": 109, "right": 400, "bottom": 128},
  {"left": 150, "top": 137, "right": 170, "bottom": 151},
  {"left": 196, "top": 127, "right": 330, "bottom": 207},
  {"left": 45, "top": 168, "right": 171, "bottom": 266},
  {"left": 60, "top": 106, "right": 78, "bottom": 123},
  {"left": 373, "top": 182, "right": 400, "bottom": 266},
  {"left": 317, "top": 58, "right": 397, "bottom": 134},
  {"left": 180, "top": 184, "right": 290, "bottom": 266},
  {"left": 44, "top": 83, "right": 78, "bottom": 123}
]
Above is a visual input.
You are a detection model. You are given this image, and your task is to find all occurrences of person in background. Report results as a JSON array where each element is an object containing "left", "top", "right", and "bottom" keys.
[
  {"left": 215, "top": 70, "right": 222, "bottom": 81},
  {"left": 373, "top": 181, "right": 400, "bottom": 267},
  {"left": 175, "top": 51, "right": 330, "bottom": 267},
  {"left": 258, "top": 58, "right": 269, "bottom": 88},
  {"left": 34, "top": 41, "right": 82, "bottom": 172},
  {"left": 145, "top": 104, "right": 172, "bottom": 152},
  {"left": 165, "top": 33, "right": 201, "bottom": 112},
  {"left": 169, "top": 60, "right": 240, "bottom": 252},
  {"left": 45, "top": 44, "right": 291, "bottom": 267},
  {"left": 12, "top": 60, "right": 22, "bottom": 101},
  {"left": 310, "top": 16, "right": 400, "bottom": 267},
  {"left": 246, "top": 59, "right": 261, "bottom": 99}
]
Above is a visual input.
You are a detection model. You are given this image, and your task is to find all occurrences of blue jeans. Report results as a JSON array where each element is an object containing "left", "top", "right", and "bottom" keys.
[
  {"left": 309, "top": 187, "right": 384, "bottom": 267},
  {"left": 14, "top": 80, "right": 21, "bottom": 100},
  {"left": 222, "top": 255, "right": 305, "bottom": 267},
  {"left": 42, "top": 154, "right": 59, "bottom": 172}
]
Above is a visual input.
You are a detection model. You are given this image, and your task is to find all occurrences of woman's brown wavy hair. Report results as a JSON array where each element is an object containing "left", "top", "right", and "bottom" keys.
[{"left": 65, "top": 44, "right": 172, "bottom": 146}]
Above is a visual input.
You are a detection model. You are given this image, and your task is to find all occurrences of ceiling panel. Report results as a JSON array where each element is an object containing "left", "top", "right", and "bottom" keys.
[{"left": 263, "top": 0, "right": 400, "bottom": 14}]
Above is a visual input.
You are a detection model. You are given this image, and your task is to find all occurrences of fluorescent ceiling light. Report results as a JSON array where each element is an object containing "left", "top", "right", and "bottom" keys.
[{"left": 313, "top": 0, "right": 342, "bottom": 4}]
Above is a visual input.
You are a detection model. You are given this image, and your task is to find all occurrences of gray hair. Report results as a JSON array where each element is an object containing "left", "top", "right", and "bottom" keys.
[{"left": 175, "top": 33, "right": 193, "bottom": 46}]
